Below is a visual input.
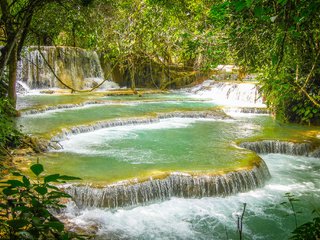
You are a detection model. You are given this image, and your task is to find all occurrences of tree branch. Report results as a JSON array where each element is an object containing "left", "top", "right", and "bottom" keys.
[
  {"left": 298, "top": 85, "right": 320, "bottom": 108},
  {"left": 302, "top": 49, "right": 320, "bottom": 89},
  {"left": 37, "top": 44, "right": 121, "bottom": 93}
]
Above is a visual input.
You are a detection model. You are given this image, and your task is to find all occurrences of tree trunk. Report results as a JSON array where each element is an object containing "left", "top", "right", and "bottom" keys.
[
  {"left": 130, "top": 67, "right": 137, "bottom": 94},
  {"left": 72, "top": 24, "right": 76, "bottom": 47},
  {"left": 8, "top": 45, "right": 18, "bottom": 108}
]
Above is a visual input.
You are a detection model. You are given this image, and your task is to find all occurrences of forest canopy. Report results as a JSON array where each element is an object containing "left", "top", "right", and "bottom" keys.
[
  {"left": 0, "top": 0, "right": 319, "bottom": 124},
  {"left": 225, "top": 0, "right": 320, "bottom": 124}
]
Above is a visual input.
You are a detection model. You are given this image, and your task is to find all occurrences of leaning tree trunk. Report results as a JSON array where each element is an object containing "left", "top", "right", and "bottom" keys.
[
  {"left": 130, "top": 65, "right": 138, "bottom": 94},
  {"left": 8, "top": 45, "right": 18, "bottom": 108}
]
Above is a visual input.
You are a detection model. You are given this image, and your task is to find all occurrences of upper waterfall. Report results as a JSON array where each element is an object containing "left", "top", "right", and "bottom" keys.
[
  {"left": 17, "top": 46, "right": 119, "bottom": 91},
  {"left": 189, "top": 80, "right": 265, "bottom": 107}
]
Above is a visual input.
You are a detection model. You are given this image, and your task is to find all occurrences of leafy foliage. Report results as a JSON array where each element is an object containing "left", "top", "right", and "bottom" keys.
[
  {"left": 0, "top": 97, "right": 22, "bottom": 156},
  {"left": 291, "top": 216, "right": 320, "bottom": 240},
  {"left": 0, "top": 163, "right": 82, "bottom": 239},
  {"left": 223, "top": 0, "right": 320, "bottom": 124},
  {"left": 281, "top": 193, "right": 320, "bottom": 240},
  {"left": 30, "top": 0, "right": 227, "bottom": 89}
]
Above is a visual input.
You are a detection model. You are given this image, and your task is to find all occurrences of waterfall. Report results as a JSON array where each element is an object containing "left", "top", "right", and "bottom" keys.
[
  {"left": 65, "top": 159, "right": 270, "bottom": 208},
  {"left": 16, "top": 81, "right": 31, "bottom": 94},
  {"left": 223, "top": 107, "right": 270, "bottom": 115},
  {"left": 240, "top": 140, "right": 320, "bottom": 157},
  {"left": 50, "top": 110, "right": 231, "bottom": 143},
  {"left": 17, "top": 46, "right": 118, "bottom": 90},
  {"left": 189, "top": 80, "right": 265, "bottom": 107},
  {"left": 20, "top": 100, "right": 105, "bottom": 116},
  {"left": 157, "top": 111, "right": 231, "bottom": 119}
]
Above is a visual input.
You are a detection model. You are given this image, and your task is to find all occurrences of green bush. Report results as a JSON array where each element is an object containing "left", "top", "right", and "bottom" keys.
[
  {"left": 291, "top": 216, "right": 320, "bottom": 240},
  {"left": 0, "top": 97, "right": 22, "bottom": 155},
  {"left": 282, "top": 193, "right": 320, "bottom": 239},
  {"left": 260, "top": 71, "right": 320, "bottom": 125},
  {"left": 0, "top": 163, "right": 83, "bottom": 239}
]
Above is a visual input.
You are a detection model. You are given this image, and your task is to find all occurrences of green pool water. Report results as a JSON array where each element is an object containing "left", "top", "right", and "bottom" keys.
[
  {"left": 17, "top": 93, "right": 320, "bottom": 185},
  {"left": 17, "top": 99, "right": 216, "bottom": 137},
  {"left": 15, "top": 91, "right": 320, "bottom": 239},
  {"left": 39, "top": 119, "right": 259, "bottom": 184},
  {"left": 16, "top": 92, "right": 196, "bottom": 111}
]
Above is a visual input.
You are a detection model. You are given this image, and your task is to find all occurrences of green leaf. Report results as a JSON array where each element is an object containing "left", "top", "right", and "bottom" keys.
[
  {"left": 47, "top": 184, "right": 60, "bottom": 190},
  {"left": 254, "top": 7, "right": 265, "bottom": 18},
  {"left": 31, "top": 198, "right": 40, "bottom": 207},
  {"left": 23, "top": 176, "right": 31, "bottom": 186},
  {"left": 35, "top": 186, "right": 48, "bottom": 195},
  {"left": 245, "top": 0, "right": 253, "bottom": 7},
  {"left": 3, "top": 188, "right": 18, "bottom": 196},
  {"left": 6, "top": 180, "right": 25, "bottom": 187},
  {"left": 277, "top": 0, "right": 288, "bottom": 6},
  {"left": 58, "top": 175, "right": 81, "bottom": 181},
  {"left": 46, "top": 221, "right": 64, "bottom": 232},
  {"left": 7, "top": 219, "right": 29, "bottom": 229},
  {"left": 32, "top": 217, "right": 41, "bottom": 225},
  {"left": 0, "top": 203, "right": 7, "bottom": 208},
  {"left": 272, "top": 55, "right": 278, "bottom": 65},
  {"left": 304, "top": 109, "right": 310, "bottom": 117},
  {"left": 44, "top": 174, "right": 60, "bottom": 183},
  {"left": 30, "top": 164, "right": 44, "bottom": 176},
  {"left": 48, "top": 191, "right": 72, "bottom": 199},
  {"left": 12, "top": 172, "right": 23, "bottom": 176}
]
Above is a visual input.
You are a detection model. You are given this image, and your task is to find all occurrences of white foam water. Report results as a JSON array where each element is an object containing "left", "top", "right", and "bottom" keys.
[
  {"left": 189, "top": 80, "right": 266, "bottom": 108},
  {"left": 58, "top": 118, "right": 224, "bottom": 155},
  {"left": 62, "top": 154, "right": 320, "bottom": 239}
]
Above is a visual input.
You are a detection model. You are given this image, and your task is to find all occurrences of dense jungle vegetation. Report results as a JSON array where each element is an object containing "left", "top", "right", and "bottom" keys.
[
  {"left": 0, "top": 0, "right": 320, "bottom": 239},
  {"left": 1, "top": 0, "right": 319, "bottom": 126}
]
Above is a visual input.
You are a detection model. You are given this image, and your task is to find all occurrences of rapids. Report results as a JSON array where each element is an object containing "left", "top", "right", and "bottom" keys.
[
  {"left": 64, "top": 153, "right": 320, "bottom": 240},
  {"left": 15, "top": 79, "right": 320, "bottom": 239}
]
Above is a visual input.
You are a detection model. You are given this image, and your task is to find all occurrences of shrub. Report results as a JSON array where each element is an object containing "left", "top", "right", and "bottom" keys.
[
  {"left": 0, "top": 97, "right": 22, "bottom": 156},
  {"left": 0, "top": 163, "right": 83, "bottom": 239}
]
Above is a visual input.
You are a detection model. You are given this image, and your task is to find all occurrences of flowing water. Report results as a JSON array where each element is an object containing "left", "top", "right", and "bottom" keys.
[
  {"left": 16, "top": 81, "right": 320, "bottom": 239},
  {"left": 65, "top": 153, "right": 320, "bottom": 240},
  {"left": 18, "top": 46, "right": 109, "bottom": 90}
]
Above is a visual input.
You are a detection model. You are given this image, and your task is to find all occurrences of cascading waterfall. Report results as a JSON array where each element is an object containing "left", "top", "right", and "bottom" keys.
[
  {"left": 50, "top": 110, "right": 231, "bottom": 143},
  {"left": 240, "top": 140, "right": 320, "bottom": 157},
  {"left": 65, "top": 159, "right": 270, "bottom": 208},
  {"left": 189, "top": 80, "right": 265, "bottom": 107},
  {"left": 51, "top": 117, "right": 159, "bottom": 142},
  {"left": 15, "top": 63, "right": 320, "bottom": 238},
  {"left": 20, "top": 100, "right": 105, "bottom": 116},
  {"left": 17, "top": 46, "right": 118, "bottom": 90},
  {"left": 223, "top": 107, "right": 270, "bottom": 115},
  {"left": 16, "top": 81, "right": 31, "bottom": 94}
]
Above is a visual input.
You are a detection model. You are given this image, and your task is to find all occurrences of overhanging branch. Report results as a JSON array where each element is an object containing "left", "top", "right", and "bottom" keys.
[{"left": 37, "top": 44, "right": 120, "bottom": 93}]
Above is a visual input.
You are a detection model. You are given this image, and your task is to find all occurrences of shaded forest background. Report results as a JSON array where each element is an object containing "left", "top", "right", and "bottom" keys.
[
  {"left": 0, "top": 1, "right": 320, "bottom": 239},
  {"left": 0, "top": 0, "right": 319, "bottom": 124}
]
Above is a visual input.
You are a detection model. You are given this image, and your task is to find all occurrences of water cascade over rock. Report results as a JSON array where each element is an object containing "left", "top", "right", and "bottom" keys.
[
  {"left": 17, "top": 46, "right": 119, "bottom": 90},
  {"left": 20, "top": 100, "right": 105, "bottom": 116},
  {"left": 50, "top": 110, "right": 231, "bottom": 143},
  {"left": 189, "top": 80, "right": 265, "bottom": 107},
  {"left": 240, "top": 140, "right": 320, "bottom": 157},
  {"left": 66, "top": 159, "right": 270, "bottom": 208},
  {"left": 223, "top": 107, "right": 270, "bottom": 115}
]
